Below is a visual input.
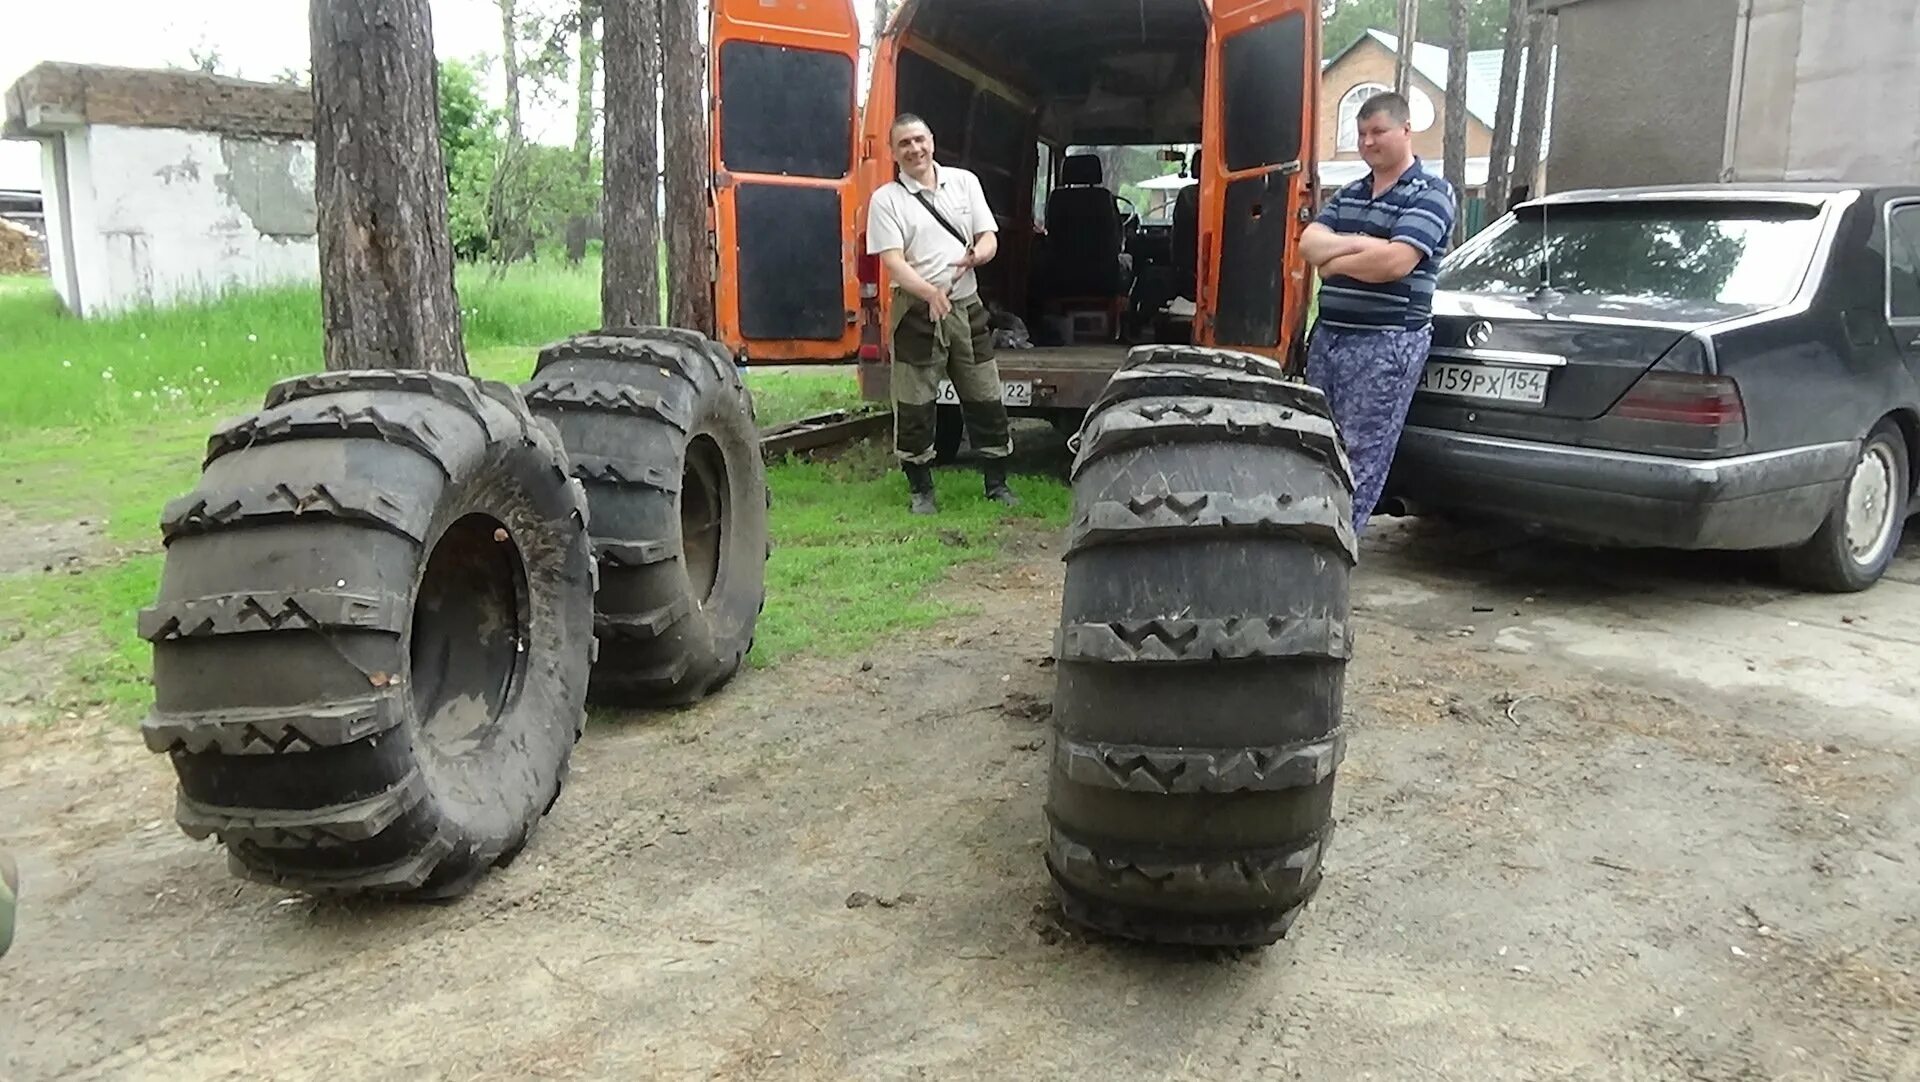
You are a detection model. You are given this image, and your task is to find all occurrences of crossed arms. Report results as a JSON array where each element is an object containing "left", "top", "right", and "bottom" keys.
[{"left": 1299, "top": 223, "right": 1423, "bottom": 284}]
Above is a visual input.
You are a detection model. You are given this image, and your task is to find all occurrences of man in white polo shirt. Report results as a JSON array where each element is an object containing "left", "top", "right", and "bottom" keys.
[{"left": 867, "top": 113, "right": 1017, "bottom": 515}]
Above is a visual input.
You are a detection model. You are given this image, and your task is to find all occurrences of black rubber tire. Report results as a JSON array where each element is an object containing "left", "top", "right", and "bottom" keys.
[
  {"left": 141, "top": 370, "right": 596, "bottom": 898},
  {"left": 1045, "top": 345, "right": 1356, "bottom": 947},
  {"left": 934, "top": 404, "right": 966, "bottom": 464},
  {"left": 1779, "top": 419, "right": 1909, "bottom": 593},
  {"left": 526, "top": 327, "right": 770, "bottom": 707}
]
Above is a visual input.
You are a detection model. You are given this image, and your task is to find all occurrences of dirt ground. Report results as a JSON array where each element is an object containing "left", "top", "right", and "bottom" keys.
[{"left": 4, "top": 450, "right": 1918, "bottom": 1080}]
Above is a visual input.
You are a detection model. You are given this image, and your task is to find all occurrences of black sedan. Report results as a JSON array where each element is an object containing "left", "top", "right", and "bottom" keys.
[{"left": 1385, "top": 183, "right": 1920, "bottom": 591}]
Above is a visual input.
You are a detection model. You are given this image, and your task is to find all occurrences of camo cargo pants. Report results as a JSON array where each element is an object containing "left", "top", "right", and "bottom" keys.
[
  {"left": 889, "top": 290, "right": 1013, "bottom": 465},
  {"left": 1304, "top": 323, "right": 1433, "bottom": 536}
]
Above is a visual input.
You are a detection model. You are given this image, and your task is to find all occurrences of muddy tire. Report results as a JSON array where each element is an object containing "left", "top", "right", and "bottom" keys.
[
  {"left": 1779, "top": 419, "right": 1909, "bottom": 593},
  {"left": 1045, "top": 346, "right": 1356, "bottom": 946},
  {"left": 141, "top": 371, "right": 596, "bottom": 898},
  {"left": 527, "top": 328, "right": 770, "bottom": 707}
]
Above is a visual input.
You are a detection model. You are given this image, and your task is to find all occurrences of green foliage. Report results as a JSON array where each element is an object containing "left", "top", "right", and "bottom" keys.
[
  {"left": 1323, "top": 0, "right": 1512, "bottom": 55},
  {"left": 0, "top": 263, "right": 600, "bottom": 434}
]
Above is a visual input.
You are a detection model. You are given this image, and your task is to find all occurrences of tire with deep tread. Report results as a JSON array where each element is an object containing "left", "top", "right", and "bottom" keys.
[
  {"left": 141, "top": 370, "right": 596, "bottom": 898},
  {"left": 527, "top": 327, "right": 770, "bottom": 706},
  {"left": 1045, "top": 345, "right": 1355, "bottom": 947}
]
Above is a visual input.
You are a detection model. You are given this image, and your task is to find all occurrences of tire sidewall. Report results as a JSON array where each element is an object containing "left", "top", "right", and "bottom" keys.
[
  {"left": 678, "top": 375, "right": 769, "bottom": 673},
  {"left": 403, "top": 427, "right": 593, "bottom": 871}
]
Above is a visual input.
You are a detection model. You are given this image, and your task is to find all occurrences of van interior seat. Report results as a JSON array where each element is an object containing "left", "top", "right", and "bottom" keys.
[
  {"left": 1171, "top": 149, "right": 1202, "bottom": 298},
  {"left": 1044, "top": 153, "right": 1126, "bottom": 301}
]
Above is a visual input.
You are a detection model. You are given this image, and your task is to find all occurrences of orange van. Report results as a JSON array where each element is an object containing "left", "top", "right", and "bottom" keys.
[{"left": 708, "top": 0, "right": 1320, "bottom": 446}]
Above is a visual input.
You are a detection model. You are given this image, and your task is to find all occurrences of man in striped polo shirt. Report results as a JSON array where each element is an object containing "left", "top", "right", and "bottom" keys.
[{"left": 1300, "top": 91, "right": 1457, "bottom": 536}]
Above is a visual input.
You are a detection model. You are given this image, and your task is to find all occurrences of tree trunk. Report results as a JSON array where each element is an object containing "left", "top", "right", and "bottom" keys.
[
  {"left": 1511, "top": 11, "right": 1555, "bottom": 208},
  {"left": 660, "top": 0, "right": 714, "bottom": 333},
  {"left": 1442, "top": 0, "right": 1470, "bottom": 244},
  {"left": 499, "top": 0, "right": 524, "bottom": 144},
  {"left": 1485, "top": 0, "right": 1526, "bottom": 217},
  {"left": 309, "top": 0, "right": 466, "bottom": 374},
  {"left": 601, "top": 0, "right": 662, "bottom": 326},
  {"left": 1394, "top": 0, "right": 1419, "bottom": 98},
  {"left": 566, "top": 0, "right": 600, "bottom": 266},
  {"left": 490, "top": 0, "right": 528, "bottom": 267}
]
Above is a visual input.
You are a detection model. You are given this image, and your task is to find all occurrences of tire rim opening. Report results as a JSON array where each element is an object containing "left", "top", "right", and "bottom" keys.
[
  {"left": 411, "top": 513, "right": 529, "bottom": 758},
  {"left": 1844, "top": 441, "right": 1897, "bottom": 565},
  {"left": 681, "top": 435, "right": 728, "bottom": 604}
]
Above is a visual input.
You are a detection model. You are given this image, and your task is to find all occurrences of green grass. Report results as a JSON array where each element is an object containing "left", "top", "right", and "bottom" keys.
[
  {"left": 753, "top": 443, "right": 1067, "bottom": 665},
  {"left": 0, "top": 273, "right": 1065, "bottom": 723},
  {"left": 0, "top": 261, "right": 603, "bottom": 435}
]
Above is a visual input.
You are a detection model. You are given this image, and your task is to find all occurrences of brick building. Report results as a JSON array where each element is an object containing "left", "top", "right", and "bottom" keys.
[{"left": 1317, "top": 29, "right": 1554, "bottom": 213}]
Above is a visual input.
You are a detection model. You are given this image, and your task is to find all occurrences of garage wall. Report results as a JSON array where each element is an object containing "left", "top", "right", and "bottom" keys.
[
  {"left": 1728, "top": 0, "right": 1920, "bottom": 183},
  {"left": 1544, "top": 0, "right": 1740, "bottom": 191},
  {"left": 53, "top": 124, "right": 317, "bottom": 316}
]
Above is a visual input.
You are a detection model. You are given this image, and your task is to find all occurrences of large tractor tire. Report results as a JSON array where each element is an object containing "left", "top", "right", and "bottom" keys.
[
  {"left": 1045, "top": 346, "right": 1357, "bottom": 947},
  {"left": 141, "top": 371, "right": 596, "bottom": 898},
  {"left": 526, "top": 328, "right": 770, "bottom": 707}
]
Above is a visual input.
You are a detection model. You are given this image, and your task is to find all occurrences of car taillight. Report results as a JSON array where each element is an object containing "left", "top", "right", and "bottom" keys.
[
  {"left": 1610, "top": 372, "right": 1745, "bottom": 428},
  {"left": 859, "top": 344, "right": 881, "bottom": 361}
]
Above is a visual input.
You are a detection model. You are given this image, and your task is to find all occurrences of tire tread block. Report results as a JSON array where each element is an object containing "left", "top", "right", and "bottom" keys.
[
  {"left": 524, "top": 379, "right": 691, "bottom": 431},
  {"left": 1072, "top": 395, "right": 1354, "bottom": 485},
  {"left": 141, "top": 693, "right": 403, "bottom": 754},
  {"left": 1057, "top": 615, "right": 1353, "bottom": 664},
  {"left": 139, "top": 589, "right": 407, "bottom": 641},
  {"left": 1046, "top": 824, "right": 1332, "bottom": 906},
  {"left": 161, "top": 481, "right": 430, "bottom": 544},
  {"left": 175, "top": 769, "right": 429, "bottom": 845},
  {"left": 594, "top": 597, "right": 692, "bottom": 641},
  {"left": 1068, "top": 491, "right": 1356, "bottom": 563},
  {"left": 1054, "top": 732, "right": 1345, "bottom": 794}
]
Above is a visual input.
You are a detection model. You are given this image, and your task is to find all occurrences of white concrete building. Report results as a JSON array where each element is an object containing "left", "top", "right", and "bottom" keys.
[{"left": 3, "top": 63, "right": 318, "bottom": 317}]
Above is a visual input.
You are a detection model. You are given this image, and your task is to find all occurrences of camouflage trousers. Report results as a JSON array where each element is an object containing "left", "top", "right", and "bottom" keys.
[
  {"left": 1304, "top": 323, "right": 1433, "bottom": 536},
  {"left": 889, "top": 290, "right": 1013, "bottom": 465}
]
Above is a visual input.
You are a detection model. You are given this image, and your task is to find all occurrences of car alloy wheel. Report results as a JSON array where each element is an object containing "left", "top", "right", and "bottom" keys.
[{"left": 1844, "top": 439, "right": 1899, "bottom": 565}]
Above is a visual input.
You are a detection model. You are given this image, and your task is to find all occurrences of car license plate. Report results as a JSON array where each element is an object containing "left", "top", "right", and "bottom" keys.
[
  {"left": 1419, "top": 362, "right": 1548, "bottom": 405},
  {"left": 938, "top": 380, "right": 1033, "bottom": 407}
]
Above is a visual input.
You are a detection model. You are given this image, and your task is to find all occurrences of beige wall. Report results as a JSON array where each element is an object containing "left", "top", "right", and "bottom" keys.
[
  {"left": 1319, "top": 41, "right": 1493, "bottom": 166},
  {"left": 1543, "top": 0, "right": 1740, "bottom": 191}
]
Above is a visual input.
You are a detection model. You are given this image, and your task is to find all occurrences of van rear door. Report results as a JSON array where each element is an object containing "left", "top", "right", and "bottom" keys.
[
  {"left": 710, "top": 0, "right": 862, "bottom": 363},
  {"left": 1200, "top": 0, "right": 1316, "bottom": 361}
]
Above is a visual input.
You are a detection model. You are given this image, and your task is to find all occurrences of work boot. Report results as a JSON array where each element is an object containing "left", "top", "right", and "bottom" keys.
[
  {"left": 905, "top": 463, "right": 939, "bottom": 515},
  {"left": 0, "top": 850, "right": 16, "bottom": 958},
  {"left": 983, "top": 462, "right": 1020, "bottom": 507}
]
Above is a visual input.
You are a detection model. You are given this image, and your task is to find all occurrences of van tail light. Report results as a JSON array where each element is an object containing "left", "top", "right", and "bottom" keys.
[
  {"left": 856, "top": 232, "right": 884, "bottom": 362},
  {"left": 1610, "top": 372, "right": 1745, "bottom": 428},
  {"left": 857, "top": 234, "right": 880, "bottom": 298}
]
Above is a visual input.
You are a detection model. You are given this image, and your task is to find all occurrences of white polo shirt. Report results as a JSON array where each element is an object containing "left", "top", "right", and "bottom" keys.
[{"left": 866, "top": 165, "right": 997, "bottom": 301}]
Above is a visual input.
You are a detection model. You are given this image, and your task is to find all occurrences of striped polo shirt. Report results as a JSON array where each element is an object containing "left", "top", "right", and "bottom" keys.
[{"left": 1313, "top": 158, "right": 1457, "bottom": 331}]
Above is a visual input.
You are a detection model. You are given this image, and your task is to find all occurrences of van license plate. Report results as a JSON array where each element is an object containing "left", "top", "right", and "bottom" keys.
[
  {"left": 938, "top": 380, "right": 1033, "bottom": 407},
  {"left": 1419, "top": 362, "right": 1548, "bottom": 405}
]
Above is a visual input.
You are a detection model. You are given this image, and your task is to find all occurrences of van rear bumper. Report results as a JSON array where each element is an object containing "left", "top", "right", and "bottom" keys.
[{"left": 858, "top": 357, "right": 1122, "bottom": 413}]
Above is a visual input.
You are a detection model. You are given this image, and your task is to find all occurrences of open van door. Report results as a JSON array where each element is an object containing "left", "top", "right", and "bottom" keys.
[
  {"left": 710, "top": 0, "right": 862, "bottom": 363},
  {"left": 1198, "top": 0, "right": 1316, "bottom": 363}
]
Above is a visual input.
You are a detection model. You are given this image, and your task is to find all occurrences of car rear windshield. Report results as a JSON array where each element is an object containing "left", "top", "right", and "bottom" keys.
[{"left": 1438, "top": 201, "right": 1825, "bottom": 307}]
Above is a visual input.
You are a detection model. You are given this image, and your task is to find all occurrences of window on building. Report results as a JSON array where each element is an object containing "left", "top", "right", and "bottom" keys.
[
  {"left": 1336, "top": 83, "right": 1392, "bottom": 152},
  {"left": 1889, "top": 203, "right": 1920, "bottom": 321}
]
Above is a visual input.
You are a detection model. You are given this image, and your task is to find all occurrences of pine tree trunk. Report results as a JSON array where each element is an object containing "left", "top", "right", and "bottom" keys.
[
  {"left": 1511, "top": 11, "right": 1555, "bottom": 207},
  {"left": 1443, "top": 0, "right": 1470, "bottom": 244},
  {"left": 601, "top": 0, "right": 662, "bottom": 327},
  {"left": 310, "top": 0, "right": 467, "bottom": 374},
  {"left": 660, "top": 0, "right": 714, "bottom": 333},
  {"left": 1486, "top": 0, "right": 1527, "bottom": 217},
  {"left": 1394, "top": 0, "right": 1420, "bottom": 97},
  {"left": 567, "top": 0, "right": 600, "bottom": 266}
]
